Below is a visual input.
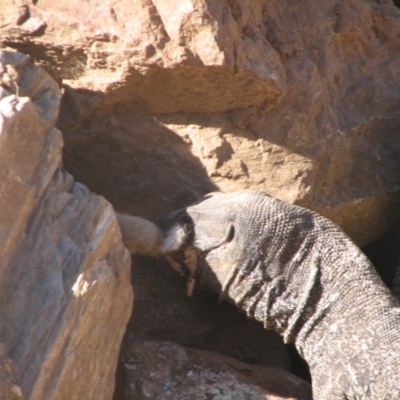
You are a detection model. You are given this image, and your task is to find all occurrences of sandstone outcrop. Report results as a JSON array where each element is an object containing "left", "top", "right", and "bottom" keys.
[
  {"left": 2, "top": 0, "right": 400, "bottom": 246},
  {"left": 0, "top": 51, "right": 132, "bottom": 400}
]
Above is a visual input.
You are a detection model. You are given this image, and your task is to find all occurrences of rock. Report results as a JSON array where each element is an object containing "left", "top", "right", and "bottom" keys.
[
  {"left": 0, "top": 344, "right": 23, "bottom": 400},
  {"left": 1, "top": 0, "right": 395, "bottom": 245},
  {"left": 0, "top": 0, "right": 286, "bottom": 113},
  {"left": 120, "top": 339, "right": 312, "bottom": 400},
  {"left": 0, "top": 51, "right": 133, "bottom": 400},
  {"left": 3, "top": 0, "right": 400, "bottom": 396}
]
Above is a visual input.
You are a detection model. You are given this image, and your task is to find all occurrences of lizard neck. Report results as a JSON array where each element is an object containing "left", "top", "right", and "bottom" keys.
[
  {"left": 295, "top": 262, "right": 397, "bottom": 363},
  {"left": 226, "top": 253, "right": 322, "bottom": 343},
  {"left": 226, "top": 236, "right": 396, "bottom": 359}
]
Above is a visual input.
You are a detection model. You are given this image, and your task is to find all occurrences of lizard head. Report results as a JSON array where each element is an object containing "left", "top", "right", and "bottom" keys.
[
  {"left": 157, "top": 190, "right": 268, "bottom": 293},
  {"left": 158, "top": 192, "right": 236, "bottom": 254}
]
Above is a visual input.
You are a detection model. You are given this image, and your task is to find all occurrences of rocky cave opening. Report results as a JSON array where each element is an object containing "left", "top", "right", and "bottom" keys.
[
  {"left": 56, "top": 88, "right": 313, "bottom": 399},
  {"left": 57, "top": 81, "right": 400, "bottom": 398}
]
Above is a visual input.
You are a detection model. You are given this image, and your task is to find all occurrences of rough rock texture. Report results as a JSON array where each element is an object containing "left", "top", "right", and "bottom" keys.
[
  {"left": 2, "top": 0, "right": 400, "bottom": 397},
  {"left": 2, "top": 0, "right": 400, "bottom": 246},
  {"left": 0, "top": 51, "right": 133, "bottom": 400},
  {"left": 119, "top": 339, "right": 312, "bottom": 400}
]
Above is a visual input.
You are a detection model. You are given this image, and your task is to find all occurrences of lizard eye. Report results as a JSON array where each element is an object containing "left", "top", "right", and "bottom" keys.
[{"left": 226, "top": 224, "right": 235, "bottom": 243}]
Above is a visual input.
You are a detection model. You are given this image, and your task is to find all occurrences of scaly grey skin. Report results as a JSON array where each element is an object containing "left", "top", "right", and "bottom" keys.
[{"left": 157, "top": 190, "right": 400, "bottom": 400}]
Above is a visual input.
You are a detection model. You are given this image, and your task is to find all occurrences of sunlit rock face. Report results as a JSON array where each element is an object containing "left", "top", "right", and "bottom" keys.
[{"left": 0, "top": 51, "right": 133, "bottom": 400}]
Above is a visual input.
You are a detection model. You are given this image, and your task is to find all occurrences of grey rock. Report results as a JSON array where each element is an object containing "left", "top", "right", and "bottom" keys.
[{"left": 0, "top": 51, "right": 133, "bottom": 400}]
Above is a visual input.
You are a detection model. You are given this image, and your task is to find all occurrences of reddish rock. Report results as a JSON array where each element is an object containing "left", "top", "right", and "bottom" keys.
[
  {"left": 2, "top": 0, "right": 397, "bottom": 245},
  {"left": 120, "top": 339, "right": 312, "bottom": 400}
]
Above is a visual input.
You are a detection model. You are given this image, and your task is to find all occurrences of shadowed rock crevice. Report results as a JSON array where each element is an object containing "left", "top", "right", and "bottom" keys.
[
  {"left": 114, "top": 255, "right": 311, "bottom": 399},
  {"left": 60, "top": 109, "right": 219, "bottom": 217}
]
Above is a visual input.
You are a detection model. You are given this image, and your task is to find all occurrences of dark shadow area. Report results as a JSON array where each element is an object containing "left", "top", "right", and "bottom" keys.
[
  {"left": 112, "top": 255, "right": 296, "bottom": 399},
  {"left": 112, "top": 360, "right": 126, "bottom": 400},
  {"left": 58, "top": 87, "right": 218, "bottom": 219},
  {"left": 363, "top": 228, "right": 400, "bottom": 290},
  {"left": 286, "top": 344, "right": 311, "bottom": 383},
  {"left": 124, "top": 255, "right": 290, "bottom": 365}
]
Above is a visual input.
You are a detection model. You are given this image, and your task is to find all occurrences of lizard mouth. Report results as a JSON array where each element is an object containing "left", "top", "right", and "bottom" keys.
[{"left": 159, "top": 211, "right": 194, "bottom": 254}]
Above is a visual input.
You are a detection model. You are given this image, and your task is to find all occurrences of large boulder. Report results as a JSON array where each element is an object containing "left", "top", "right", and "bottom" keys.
[
  {"left": 2, "top": 0, "right": 400, "bottom": 245},
  {"left": 0, "top": 51, "right": 133, "bottom": 400},
  {"left": 3, "top": 0, "right": 400, "bottom": 397}
]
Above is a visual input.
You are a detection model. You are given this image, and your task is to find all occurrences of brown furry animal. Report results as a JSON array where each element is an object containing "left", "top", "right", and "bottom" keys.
[{"left": 116, "top": 213, "right": 164, "bottom": 256}]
